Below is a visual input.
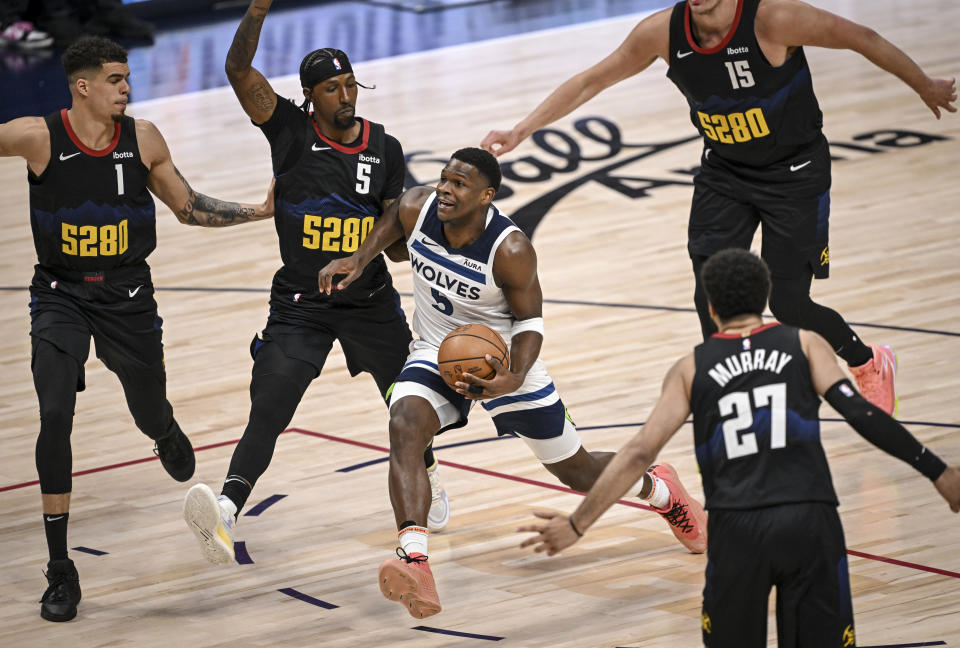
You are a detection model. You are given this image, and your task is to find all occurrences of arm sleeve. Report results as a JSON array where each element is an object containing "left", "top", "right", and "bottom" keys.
[
  {"left": 825, "top": 379, "right": 947, "bottom": 481},
  {"left": 256, "top": 96, "right": 306, "bottom": 176},
  {"left": 382, "top": 134, "right": 406, "bottom": 201}
]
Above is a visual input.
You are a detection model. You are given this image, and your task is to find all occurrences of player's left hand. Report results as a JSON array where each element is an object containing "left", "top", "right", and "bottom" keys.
[
  {"left": 455, "top": 353, "right": 523, "bottom": 400},
  {"left": 517, "top": 510, "right": 581, "bottom": 556},
  {"left": 919, "top": 76, "right": 957, "bottom": 119}
]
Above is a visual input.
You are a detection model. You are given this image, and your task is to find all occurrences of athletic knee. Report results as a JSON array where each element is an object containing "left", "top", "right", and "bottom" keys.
[{"left": 388, "top": 402, "right": 434, "bottom": 456}]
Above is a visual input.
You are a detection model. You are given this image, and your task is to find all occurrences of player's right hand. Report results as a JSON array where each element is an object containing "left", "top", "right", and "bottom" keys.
[
  {"left": 919, "top": 76, "right": 957, "bottom": 119},
  {"left": 481, "top": 129, "right": 522, "bottom": 157},
  {"left": 317, "top": 256, "right": 361, "bottom": 294},
  {"left": 934, "top": 465, "right": 960, "bottom": 513}
]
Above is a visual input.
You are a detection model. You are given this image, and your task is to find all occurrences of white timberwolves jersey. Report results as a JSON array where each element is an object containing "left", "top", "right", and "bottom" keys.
[{"left": 408, "top": 193, "right": 520, "bottom": 346}]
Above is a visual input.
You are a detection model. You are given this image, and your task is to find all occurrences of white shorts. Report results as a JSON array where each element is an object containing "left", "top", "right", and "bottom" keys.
[{"left": 389, "top": 340, "right": 582, "bottom": 464}]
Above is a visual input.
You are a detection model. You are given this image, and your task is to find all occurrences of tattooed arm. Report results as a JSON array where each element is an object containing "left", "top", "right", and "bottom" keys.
[
  {"left": 225, "top": 0, "right": 278, "bottom": 124},
  {"left": 139, "top": 119, "right": 274, "bottom": 226}
]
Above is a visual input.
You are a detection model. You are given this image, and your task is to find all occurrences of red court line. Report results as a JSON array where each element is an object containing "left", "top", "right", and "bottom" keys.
[
  {"left": 0, "top": 438, "right": 241, "bottom": 493},
  {"left": 846, "top": 549, "right": 960, "bottom": 579},
  {"left": 3, "top": 427, "right": 957, "bottom": 581}
]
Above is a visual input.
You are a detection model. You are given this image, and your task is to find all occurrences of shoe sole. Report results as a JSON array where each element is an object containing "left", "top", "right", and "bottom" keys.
[
  {"left": 650, "top": 463, "right": 708, "bottom": 554},
  {"left": 40, "top": 606, "right": 77, "bottom": 622},
  {"left": 378, "top": 561, "right": 442, "bottom": 618},
  {"left": 882, "top": 345, "right": 900, "bottom": 419},
  {"left": 427, "top": 490, "right": 450, "bottom": 532},
  {"left": 183, "top": 484, "right": 234, "bottom": 566}
]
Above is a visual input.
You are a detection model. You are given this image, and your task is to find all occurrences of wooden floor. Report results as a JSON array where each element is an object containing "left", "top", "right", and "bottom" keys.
[{"left": 2, "top": 1, "right": 959, "bottom": 645}]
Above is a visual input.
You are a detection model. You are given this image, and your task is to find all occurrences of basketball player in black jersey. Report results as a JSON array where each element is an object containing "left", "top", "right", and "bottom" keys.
[
  {"left": 519, "top": 249, "right": 960, "bottom": 646},
  {"left": 482, "top": 0, "right": 958, "bottom": 419},
  {"left": 182, "top": 0, "right": 448, "bottom": 566},
  {"left": 0, "top": 36, "right": 274, "bottom": 622}
]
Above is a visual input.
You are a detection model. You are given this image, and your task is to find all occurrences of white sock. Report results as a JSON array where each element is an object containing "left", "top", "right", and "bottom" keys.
[
  {"left": 399, "top": 525, "right": 429, "bottom": 557},
  {"left": 217, "top": 495, "right": 238, "bottom": 519},
  {"left": 638, "top": 474, "right": 671, "bottom": 510}
]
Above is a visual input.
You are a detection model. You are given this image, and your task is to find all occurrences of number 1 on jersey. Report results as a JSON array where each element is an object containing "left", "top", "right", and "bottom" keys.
[{"left": 115, "top": 163, "right": 125, "bottom": 195}]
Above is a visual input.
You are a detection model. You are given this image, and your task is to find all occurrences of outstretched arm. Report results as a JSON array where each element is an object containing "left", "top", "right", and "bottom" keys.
[
  {"left": 801, "top": 330, "right": 960, "bottom": 512},
  {"left": 225, "top": 0, "right": 278, "bottom": 124},
  {"left": 757, "top": 0, "right": 956, "bottom": 118},
  {"left": 518, "top": 354, "right": 694, "bottom": 555},
  {"left": 139, "top": 120, "right": 273, "bottom": 226},
  {"left": 317, "top": 186, "right": 432, "bottom": 293},
  {"left": 480, "top": 8, "right": 671, "bottom": 156}
]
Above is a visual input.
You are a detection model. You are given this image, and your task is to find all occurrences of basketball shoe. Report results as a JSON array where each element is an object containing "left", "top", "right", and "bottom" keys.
[
  {"left": 40, "top": 558, "right": 81, "bottom": 622},
  {"left": 647, "top": 463, "right": 707, "bottom": 554},
  {"left": 153, "top": 423, "right": 195, "bottom": 482},
  {"left": 849, "top": 344, "right": 897, "bottom": 417},
  {"left": 378, "top": 549, "right": 442, "bottom": 619},
  {"left": 184, "top": 483, "right": 235, "bottom": 565},
  {"left": 427, "top": 463, "right": 450, "bottom": 532}
]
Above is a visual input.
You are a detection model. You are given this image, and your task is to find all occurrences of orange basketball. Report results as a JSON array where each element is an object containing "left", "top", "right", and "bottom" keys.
[{"left": 437, "top": 324, "right": 510, "bottom": 390}]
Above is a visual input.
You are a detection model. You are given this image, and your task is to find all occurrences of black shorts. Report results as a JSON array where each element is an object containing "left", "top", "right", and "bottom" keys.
[
  {"left": 689, "top": 137, "right": 832, "bottom": 279},
  {"left": 702, "top": 502, "right": 855, "bottom": 648},
  {"left": 29, "top": 263, "right": 166, "bottom": 392},
  {"left": 257, "top": 283, "right": 413, "bottom": 398}
]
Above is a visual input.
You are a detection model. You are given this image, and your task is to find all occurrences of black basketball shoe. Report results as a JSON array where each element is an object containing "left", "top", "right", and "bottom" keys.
[
  {"left": 40, "top": 558, "right": 81, "bottom": 622},
  {"left": 153, "top": 423, "right": 196, "bottom": 482}
]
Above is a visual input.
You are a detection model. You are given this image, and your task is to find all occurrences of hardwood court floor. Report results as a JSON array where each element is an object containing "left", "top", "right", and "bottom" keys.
[{"left": 1, "top": 1, "right": 959, "bottom": 646}]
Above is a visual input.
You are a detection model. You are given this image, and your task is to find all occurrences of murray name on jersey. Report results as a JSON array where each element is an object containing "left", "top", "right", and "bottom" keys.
[{"left": 707, "top": 346, "right": 793, "bottom": 387}]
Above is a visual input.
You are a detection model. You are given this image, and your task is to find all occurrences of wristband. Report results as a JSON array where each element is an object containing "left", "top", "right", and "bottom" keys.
[
  {"left": 511, "top": 317, "right": 544, "bottom": 337},
  {"left": 568, "top": 516, "right": 583, "bottom": 537}
]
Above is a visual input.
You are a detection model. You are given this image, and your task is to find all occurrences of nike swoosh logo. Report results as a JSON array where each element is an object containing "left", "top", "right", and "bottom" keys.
[
  {"left": 312, "top": 144, "right": 331, "bottom": 152},
  {"left": 45, "top": 515, "right": 65, "bottom": 522},
  {"left": 59, "top": 152, "right": 81, "bottom": 161},
  {"left": 676, "top": 50, "right": 694, "bottom": 59},
  {"left": 790, "top": 161, "right": 812, "bottom": 172},
  {"left": 129, "top": 285, "right": 142, "bottom": 298}
]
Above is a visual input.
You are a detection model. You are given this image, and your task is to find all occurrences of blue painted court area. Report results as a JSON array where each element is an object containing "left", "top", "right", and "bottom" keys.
[{"left": 1, "top": 0, "right": 664, "bottom": 122}]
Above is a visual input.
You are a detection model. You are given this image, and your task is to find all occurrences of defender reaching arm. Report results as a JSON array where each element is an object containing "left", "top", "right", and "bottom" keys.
[{"left": 140, "top": 120, "right": 273, "bottom": 226}]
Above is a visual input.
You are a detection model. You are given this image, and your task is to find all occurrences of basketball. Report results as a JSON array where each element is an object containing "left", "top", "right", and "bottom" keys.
[{"left": 437, "top": 324, "right": 510, "bottom": 390}]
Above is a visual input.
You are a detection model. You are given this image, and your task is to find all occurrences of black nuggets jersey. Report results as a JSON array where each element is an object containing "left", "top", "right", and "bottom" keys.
[
  {"left": 690, "top": 323, "right": 837, "bottom": 510},
  {"left": 29, "top": 109, "right": 156, "bottom": 270},
  {"left": 260, "top": 98, "right": 405, "bottom": 303},
  {"left": 666, "top": 0, "right": 824, "bottom": 166}
]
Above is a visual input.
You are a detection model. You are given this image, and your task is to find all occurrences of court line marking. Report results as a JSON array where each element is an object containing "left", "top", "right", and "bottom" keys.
[
  {"left": 2, "top": 286, "right": 957, "bottom": 337},
  {"left": 413, "top": 625, "right": 504, "bottom": 641},
  {"left": 2, "top": 427, "right": 957, "bottom": 580}
]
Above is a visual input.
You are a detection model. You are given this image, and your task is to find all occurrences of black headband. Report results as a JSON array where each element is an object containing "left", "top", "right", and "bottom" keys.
[{"left": 299, "top": 48, "right": 354, "bottom": 88}]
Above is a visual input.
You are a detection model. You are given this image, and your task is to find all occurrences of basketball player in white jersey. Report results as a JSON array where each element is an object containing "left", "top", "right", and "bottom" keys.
[{"left": 318, "top": 147, "right": 705, "bottom": 619}]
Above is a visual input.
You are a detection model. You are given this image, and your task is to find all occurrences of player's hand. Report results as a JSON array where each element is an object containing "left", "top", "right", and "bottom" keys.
[
  {"left": 919, "top": 76, "right": 957, "bottom": 119},
  {"left": 317, "top": 256, "right": 361, "bottom": 294},
  {"left": 933, "top": 465, "right": 960, "bottom": 513},
  {"left": 517, "top": 510, "right": 582, "bottom": 556},
  {"left": 455, "top": 353, "right": 523, "bottom": 400},
  {"left": 481, "top": 129, "right": 523, "bottom": 157}
]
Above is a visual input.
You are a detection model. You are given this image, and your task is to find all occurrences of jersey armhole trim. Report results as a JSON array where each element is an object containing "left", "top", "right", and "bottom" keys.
[{"left": 60, "top": 108, "right": 121, "bottom": 157}]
